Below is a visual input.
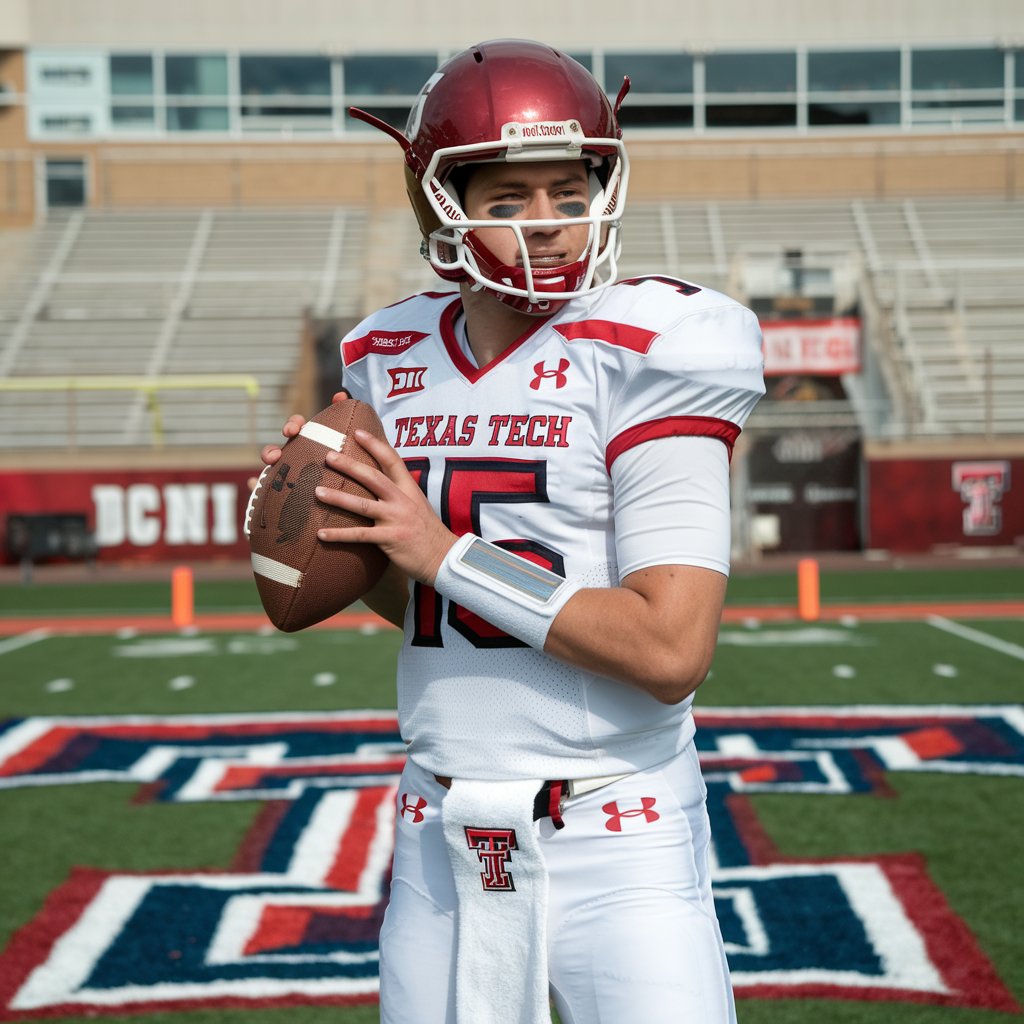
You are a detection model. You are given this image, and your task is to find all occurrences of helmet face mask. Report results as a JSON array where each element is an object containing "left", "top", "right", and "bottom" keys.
[
  {"left": 426, "top": 160, "right": 624, "bottom": 315},
  {"left": 352, "top": 40, "right": 630, "bottom": 315}
]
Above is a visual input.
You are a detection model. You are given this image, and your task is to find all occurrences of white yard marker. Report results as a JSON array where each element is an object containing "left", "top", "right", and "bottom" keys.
[
  {"left": 0, "top": 629, "right": 50, "bottom": 656},
  {"left": 927, "top": 616, "right": 1024, "bottom": 661}
]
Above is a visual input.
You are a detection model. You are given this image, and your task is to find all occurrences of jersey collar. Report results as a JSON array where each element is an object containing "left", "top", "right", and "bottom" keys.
[{"left": 440, "top": 297, "right": 554, "bottom": 384}]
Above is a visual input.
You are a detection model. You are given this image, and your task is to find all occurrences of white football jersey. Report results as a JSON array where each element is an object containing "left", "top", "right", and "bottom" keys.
[{"left": 340, "top": 276, "right": 764, "bottom": 781}]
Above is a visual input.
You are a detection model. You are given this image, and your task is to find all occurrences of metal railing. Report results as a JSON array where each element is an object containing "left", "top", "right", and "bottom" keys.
[{"left": 0, "top": 374, "right": 260, "bottom": 449}]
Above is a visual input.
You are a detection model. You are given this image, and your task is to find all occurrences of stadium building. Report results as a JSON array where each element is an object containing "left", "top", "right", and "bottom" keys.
[{"left": 0, "top": 0, "right": 1021, "bottom": 564}]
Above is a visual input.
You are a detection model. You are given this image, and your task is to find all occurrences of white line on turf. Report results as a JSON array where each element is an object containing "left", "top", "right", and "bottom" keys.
[
  {"left": 927, "top": 615, "right": 1024, "bottom": 661},
  {"left": 0, "top": 629, "right": 51, "bottom": 656}
]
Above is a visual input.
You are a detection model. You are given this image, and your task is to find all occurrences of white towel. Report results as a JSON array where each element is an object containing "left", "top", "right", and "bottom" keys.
[{"left": 441, "top": 778, "right": 550, "bottom": 1024}]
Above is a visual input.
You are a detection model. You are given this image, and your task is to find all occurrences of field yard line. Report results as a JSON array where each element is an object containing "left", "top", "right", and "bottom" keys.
[
  {"left": 0, "top": 628, "right": 50, "bottom": 655},
  {"left": 927, "top": 615, "right": 1024, "bottom": 661}
]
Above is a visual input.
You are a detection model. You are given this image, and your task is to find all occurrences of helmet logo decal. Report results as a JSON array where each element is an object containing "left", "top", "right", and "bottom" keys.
[
  {"left": 501, "top": 120, "right": 584, "bottom": 159},
  {"left": 502, "top": 120, "right": 577, "bottom": 140},
  {"left": 406, "top": 71, "right": 444, "bottom": 141},
  {"left": 428, "top": 179, "right": 462, "bottom": 222}
]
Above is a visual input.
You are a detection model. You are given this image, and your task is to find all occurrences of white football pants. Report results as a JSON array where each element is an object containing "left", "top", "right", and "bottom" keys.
[{"left": 379, "top": 743, "right": 737, "bottom": 1023}]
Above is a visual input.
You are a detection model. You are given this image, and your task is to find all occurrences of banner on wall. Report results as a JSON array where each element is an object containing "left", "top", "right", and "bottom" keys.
[
  {"left": 761, "top": 317, "right": 861, "bottom": 376},
  {"left": 867, "top": 457, "right": 1020, "bottom": 552},
  {"left": 0, "top": 469, "right": 253, "bottom": 564}
]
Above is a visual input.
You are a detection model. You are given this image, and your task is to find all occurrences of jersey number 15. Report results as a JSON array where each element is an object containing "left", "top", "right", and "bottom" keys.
[{"left": 405, "top": 457, "right": 565, "bottom": 648}]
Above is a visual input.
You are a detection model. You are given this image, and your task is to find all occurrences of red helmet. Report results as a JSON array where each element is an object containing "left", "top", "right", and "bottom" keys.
[{"left": 351, "top": 39, "right": 630, "bottom": 315}]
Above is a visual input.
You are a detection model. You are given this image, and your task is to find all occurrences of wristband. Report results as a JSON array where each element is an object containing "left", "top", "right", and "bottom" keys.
[{"left": 433, "top": 534, "right": 581, "bottom": 650}]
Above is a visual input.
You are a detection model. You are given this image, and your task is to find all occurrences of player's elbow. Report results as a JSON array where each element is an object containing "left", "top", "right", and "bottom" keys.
[{"left": 632, "top": 646, "right": 713, "bottom": 705}]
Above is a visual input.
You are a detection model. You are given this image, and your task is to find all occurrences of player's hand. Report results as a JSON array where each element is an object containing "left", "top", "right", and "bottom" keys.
[
  {"left": 314, "top": 430, "right": 457, "bottom": 588},
  {"left": 248, "top": 391, "right": 350, "bottom": 492}
]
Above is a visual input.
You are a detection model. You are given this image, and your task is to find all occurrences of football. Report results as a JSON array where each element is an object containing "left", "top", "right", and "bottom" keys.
[{"left": 245, "top": 399, "right": 389, "bottom": 632}]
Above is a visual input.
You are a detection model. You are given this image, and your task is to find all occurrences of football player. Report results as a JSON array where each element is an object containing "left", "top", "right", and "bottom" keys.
[{"left": 260, "top": 39, "right": 764, "bottom": 1024}]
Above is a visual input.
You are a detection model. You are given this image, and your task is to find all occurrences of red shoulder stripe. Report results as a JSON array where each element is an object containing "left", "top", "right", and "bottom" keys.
[
  {"left": 606, "top": 415, "right": 741, "bottom": 471},
  {"left": 553, "top": 319, "right": 659, "bottom": 354}
]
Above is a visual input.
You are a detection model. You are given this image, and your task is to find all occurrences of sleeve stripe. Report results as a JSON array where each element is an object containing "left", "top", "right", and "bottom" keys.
[
  {"left": 606, "top": 415, "right": 741, "bottom": 472},
  {"left": 553, "top": 319, "right": 659, "bottom": 354}
]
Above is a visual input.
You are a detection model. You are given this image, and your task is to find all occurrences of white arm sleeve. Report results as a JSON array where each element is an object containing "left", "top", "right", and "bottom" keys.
[{"left": 612, "top": 434, "right": 732, "bottom": 580}]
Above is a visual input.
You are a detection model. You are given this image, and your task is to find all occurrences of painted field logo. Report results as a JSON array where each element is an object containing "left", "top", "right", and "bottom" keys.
[{"left": 0, "top": 707, "right": 1020, "bottom": 1017}]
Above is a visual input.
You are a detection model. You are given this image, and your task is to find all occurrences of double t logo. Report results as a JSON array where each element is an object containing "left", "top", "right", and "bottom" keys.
[{"left": 465, "top": 827, "right": 519, "bottom": 891}]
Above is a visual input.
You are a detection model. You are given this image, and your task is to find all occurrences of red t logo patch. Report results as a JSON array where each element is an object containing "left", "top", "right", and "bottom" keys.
[{"left": 464, "top": 827, "right": 518, "bottom": 891}]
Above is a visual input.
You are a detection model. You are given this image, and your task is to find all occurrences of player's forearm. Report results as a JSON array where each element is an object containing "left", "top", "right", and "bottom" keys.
[
  {"left": 430, "top": 537, "right": 726, "bottom": 703},
  {"left": 542, "top": 576, "right": 723, "bottom": 705}
]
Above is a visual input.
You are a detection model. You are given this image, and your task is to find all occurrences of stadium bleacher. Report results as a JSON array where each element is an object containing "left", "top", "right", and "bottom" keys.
[{"left": 0, "top": 196, "right": 1021, "bottom": 449}]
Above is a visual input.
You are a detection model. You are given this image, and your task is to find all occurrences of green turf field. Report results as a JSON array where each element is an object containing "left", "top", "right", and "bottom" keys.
[
  {"left": 0, "top": 563, "right": 1021, "bottom": 618},
  {"left": 0, "top": 564, "right": 1021, "bottom": 1024}
]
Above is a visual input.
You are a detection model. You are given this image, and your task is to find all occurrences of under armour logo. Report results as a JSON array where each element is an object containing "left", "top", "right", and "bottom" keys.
[
  {"left": 603, "top": 797, "right": 659, "bottom": 832},
  {"left": 399, "top": 794, "right": 426, "bottom": 823},
  {"left": 530, "top": 358, "right": 570, "bottom": 391},
  {"left": 465, "top": 827, "right": 518, "bottom": 891}
]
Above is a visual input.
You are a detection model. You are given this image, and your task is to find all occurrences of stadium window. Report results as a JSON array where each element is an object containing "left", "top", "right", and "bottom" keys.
[
  {"left": 239, "top": 56, "right": 333, "bottom": 128},
  {"left": 165, "top": 54, "right": 229, "bottom": 97},
  {"left": 910, "top": 97, "right": 1006, "bottom": 127},
  {"left": 239, "top": 55, "right": 331, "bottom": 98},
  {"left": 343, "top": 55, "right": 440, "bottom": 96},
  {"left": 605, "top": 52, "right": 693, "bottom": 94},
  {"left": 1017, "top": 51, "right": 1024, "bottom": 123},
  {"left": 705, "top": 51, "right": 796, "bottom": 94},
  {"left": 44, "top": 157, "right": 87, "bottom": 207},
  {"left": 911, "top": 47, "right": 1003, "bottom": 91},
  {"left": 618, "top": 104, "right": 694, "bottom": 129},
  {"left": 109, "top": 54, "right": 155, "bottom": 131},
  {"left": 110, "top": 54, "right": 153, "bottom": 96},
  {"left": 808, "top": 101, "right": 900, "bottom": 127},
  {"left": 111, "top": 105, "right": 156, "bottom": 129},
  {"left": 166, "top": 105, "right": 230, "bottom": 132},
  {"left": 706, "top": 103, "right": 797, "bottom": 129},
  {"left": 808, "top": 50, "right": 900, "bottom": 92}
]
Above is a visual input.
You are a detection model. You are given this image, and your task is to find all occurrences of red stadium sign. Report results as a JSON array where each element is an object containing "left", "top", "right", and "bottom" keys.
[
  {"left": 867, "top": 456, "right": 1021, "bottom": 551},
  {"left": 0, "top": 468, "right": 253, "bottom": 564},
  {"left": 761, "top": 317, "right": 861, "bottom": 376}
]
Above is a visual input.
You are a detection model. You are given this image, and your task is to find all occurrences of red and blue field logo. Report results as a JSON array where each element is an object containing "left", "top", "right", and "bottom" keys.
[{"left": 0, "top": 706, "right": 1019, "bottom": 1016}]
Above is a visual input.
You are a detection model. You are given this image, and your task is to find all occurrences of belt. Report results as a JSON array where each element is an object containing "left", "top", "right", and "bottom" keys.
[{"left": 433, "top": 771, "right": 632, "bottom": 831}]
